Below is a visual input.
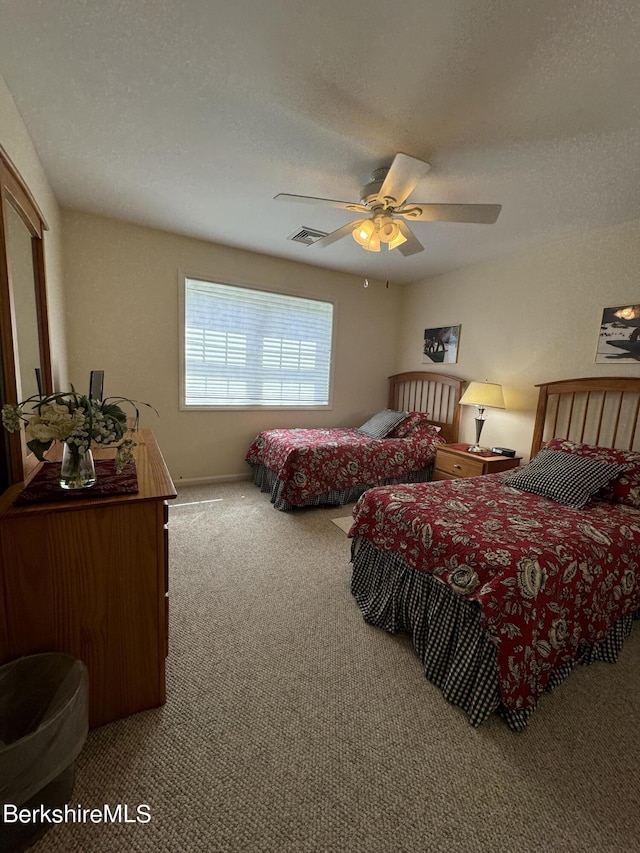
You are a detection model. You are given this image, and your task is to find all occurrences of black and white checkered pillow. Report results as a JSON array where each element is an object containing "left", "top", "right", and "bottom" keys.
[
  {"left": 504, "top": 449, "right": 626, "bottom": 508},
  {"left": 358, "top": 409, "right": 408, "bottom": 439}
]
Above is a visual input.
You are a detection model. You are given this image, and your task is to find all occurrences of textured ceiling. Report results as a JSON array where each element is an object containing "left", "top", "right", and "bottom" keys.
[{"left": 1, "top": 0, "right": 640, "bottom": 284}]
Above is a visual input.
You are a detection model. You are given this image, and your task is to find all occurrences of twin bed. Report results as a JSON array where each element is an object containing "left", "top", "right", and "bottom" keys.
[
  {"left": 349, "top": 377, "right": 640, "bottom": 730},
  {"left": 246, "top": 372, "right": 462, "bottom": 510}
]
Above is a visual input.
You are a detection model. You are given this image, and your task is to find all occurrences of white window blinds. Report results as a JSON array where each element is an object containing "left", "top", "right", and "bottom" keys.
[{"left": 183, "top": 278, "right": 334, "bottom": 407}]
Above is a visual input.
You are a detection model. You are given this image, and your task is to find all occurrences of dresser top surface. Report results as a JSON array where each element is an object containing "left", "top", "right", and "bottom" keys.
[{"left": 0, "top": 429, "right": 176, "bottom": 517}]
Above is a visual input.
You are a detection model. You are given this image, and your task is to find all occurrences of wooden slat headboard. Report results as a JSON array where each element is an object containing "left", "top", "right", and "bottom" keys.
[
  {"left": 531, "top": 377, "right": 640, "bottom": 458},
  {"left": 388, "top": 372, "right": 464, "bottom": 444}
]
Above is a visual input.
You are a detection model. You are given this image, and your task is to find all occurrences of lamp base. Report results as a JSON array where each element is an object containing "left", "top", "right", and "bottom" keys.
[{"left": 470, "top": 415, "right": 486, "bottom": 453}]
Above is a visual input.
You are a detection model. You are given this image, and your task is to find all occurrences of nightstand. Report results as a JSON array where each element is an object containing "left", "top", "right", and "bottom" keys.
[{"left": 433, "top": 444, "right": 522, "bottom": 481}]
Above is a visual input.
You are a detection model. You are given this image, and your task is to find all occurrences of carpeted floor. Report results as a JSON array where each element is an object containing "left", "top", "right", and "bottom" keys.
[{"left": 31, "top": 481, "right": 640, "bottom": 852}]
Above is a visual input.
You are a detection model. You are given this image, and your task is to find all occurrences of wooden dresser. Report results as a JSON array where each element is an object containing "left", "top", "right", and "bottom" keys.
[{"left": 0, "top": 429, "right": 176, "bottom": 728}]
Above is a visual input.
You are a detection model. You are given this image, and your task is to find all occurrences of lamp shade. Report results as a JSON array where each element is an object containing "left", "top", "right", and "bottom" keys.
[
  {"left": 352, "top": 219, "right": 375, "bottom": 247},
  {"left": 352, "top": 218, "right": 381, "bottom": 251},
  {"left": 387, "top": 227, "right": 407, "bottom": 249},
  {"left": 378, "top": 217, "right": 399, "bottom": 242},
  {"left": 459, "top": 381, "right": 505, "bottom": 409}
]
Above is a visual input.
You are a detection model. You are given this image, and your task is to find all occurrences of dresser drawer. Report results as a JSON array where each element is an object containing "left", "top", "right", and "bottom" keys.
[{"left": 434, "top": 449, "right": 486, "bottom": 478}]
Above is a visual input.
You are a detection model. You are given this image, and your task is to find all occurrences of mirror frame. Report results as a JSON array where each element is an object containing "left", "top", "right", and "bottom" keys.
[{"left": 0, "top": 144, "right": 53, "bottom": 487}]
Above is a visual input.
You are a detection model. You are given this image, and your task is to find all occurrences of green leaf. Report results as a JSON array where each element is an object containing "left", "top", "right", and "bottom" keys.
[
  {"left": 26, "top": 438, "right": 53, "bottom": 461},
  {"left": 100, "top": 402, "right": 128, "bottom": 423}
]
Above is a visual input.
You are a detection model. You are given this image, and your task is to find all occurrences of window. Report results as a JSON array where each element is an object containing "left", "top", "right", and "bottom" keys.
[
  {"left": 186, "top": 329, "right": 247, "bottom": 366},
  {"left": 181, "top": 277, "right": 334, "bottom": 408}
]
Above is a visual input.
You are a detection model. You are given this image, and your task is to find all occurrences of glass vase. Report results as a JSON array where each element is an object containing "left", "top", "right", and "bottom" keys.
[{"left": 60, "top": 442, "right": 97, "bottom": 490}]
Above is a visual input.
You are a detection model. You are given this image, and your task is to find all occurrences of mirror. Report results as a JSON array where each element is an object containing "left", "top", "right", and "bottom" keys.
[
  {"left": 0, "top": 145, "right": 53, "bottom": 489},
  {"left": 5, "top": 201, "right": 42, "bottom": 401}
]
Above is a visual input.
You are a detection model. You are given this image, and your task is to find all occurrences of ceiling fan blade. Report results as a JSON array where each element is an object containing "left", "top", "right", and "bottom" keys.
[
  {"left": 313, "top": 221, "right": 359, "bottom": 248},
  {"left": 274, "top": 193, "right": 368, "bottom": 213},
  {"left": 377, "top": 153, "right": 431, "bottom": 208},
  {"left": 397, "top": 203, "right": 502, "bottom": 224},
  {"left": 395, "top": 221, "right": 424, "bottom": 256}
]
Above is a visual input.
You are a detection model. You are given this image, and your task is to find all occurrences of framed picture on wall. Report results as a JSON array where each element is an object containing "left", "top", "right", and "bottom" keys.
[
  {"left": 596, "top": 305, "right": 640, "bottom": 363},
  {"left": 422, "top": 325, "right": 460, "bottom": 364}
]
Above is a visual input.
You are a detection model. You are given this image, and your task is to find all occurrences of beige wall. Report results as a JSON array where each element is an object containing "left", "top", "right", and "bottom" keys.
[
  {"left": 62, "top": 210, "right": 401, "bottom": 482},
  {"left": 0, "top": 74, "right": 68, "bottom": 387},
  {"left": 398, "top": 220, "right": 640, "bottom": 460}
]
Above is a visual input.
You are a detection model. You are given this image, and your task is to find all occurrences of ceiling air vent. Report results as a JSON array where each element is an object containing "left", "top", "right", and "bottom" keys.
[{"left": 288, "top": 227, "right": 328, "bottom": 246}]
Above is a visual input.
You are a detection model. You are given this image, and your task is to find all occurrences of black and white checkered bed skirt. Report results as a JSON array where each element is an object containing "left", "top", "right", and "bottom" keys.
[
  {"left": 350, "top": 536, "right": 640, "bottom": 731},
  {"left": 249, "top": 463, "right": 433, "bottom": 511}
]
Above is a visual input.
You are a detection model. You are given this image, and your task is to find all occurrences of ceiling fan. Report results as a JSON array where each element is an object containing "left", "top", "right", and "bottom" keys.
[{"left": 275, "top": 153, "right": 501, "bottom": 256}]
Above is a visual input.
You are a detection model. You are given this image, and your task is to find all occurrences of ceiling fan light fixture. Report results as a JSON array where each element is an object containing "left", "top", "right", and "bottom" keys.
[
  {"left": 367, "top": 232, "right": 381, "bottom": 252},
  {"left": 352, "top": 218, "right": 381, "bottom": 251},
  {"left": 387, "top": 227, "right": 407, "bottom": 250},
  {"left": 352, "top": 215, "right": 405, "bottom": 252},
  {"left": 378, "top": 218, "right": 398, "bottom": 242},
  {"left": 352, "top": 218, "right": 373, "bottom": 246}
]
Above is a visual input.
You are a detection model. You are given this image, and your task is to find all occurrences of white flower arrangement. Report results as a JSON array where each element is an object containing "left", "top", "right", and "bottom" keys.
[{"left": 2, "top": 388, "right": 157, "bottom": 472}]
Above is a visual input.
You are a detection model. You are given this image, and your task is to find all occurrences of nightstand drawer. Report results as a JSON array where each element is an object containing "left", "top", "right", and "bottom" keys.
[{"left": 435, "top": 449, "right": 485, "bottom": 478}]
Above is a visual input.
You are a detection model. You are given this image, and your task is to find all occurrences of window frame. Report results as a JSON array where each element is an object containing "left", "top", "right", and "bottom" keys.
[{"left": 178, "top": 271, "right": 337, "bottom": 411}]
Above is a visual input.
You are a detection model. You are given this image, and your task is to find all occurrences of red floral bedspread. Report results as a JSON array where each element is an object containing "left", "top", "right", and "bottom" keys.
[
  {"left": 350, "top": 474, "right": 640, "bottom": 712},
  {"left": 245, "top": 428, "right": 445, "bottom": 506}
]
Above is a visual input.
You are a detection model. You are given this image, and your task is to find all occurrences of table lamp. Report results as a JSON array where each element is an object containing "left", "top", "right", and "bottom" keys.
[{"left": 459, "top": 381, "right": 505, "bottom": 452}]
